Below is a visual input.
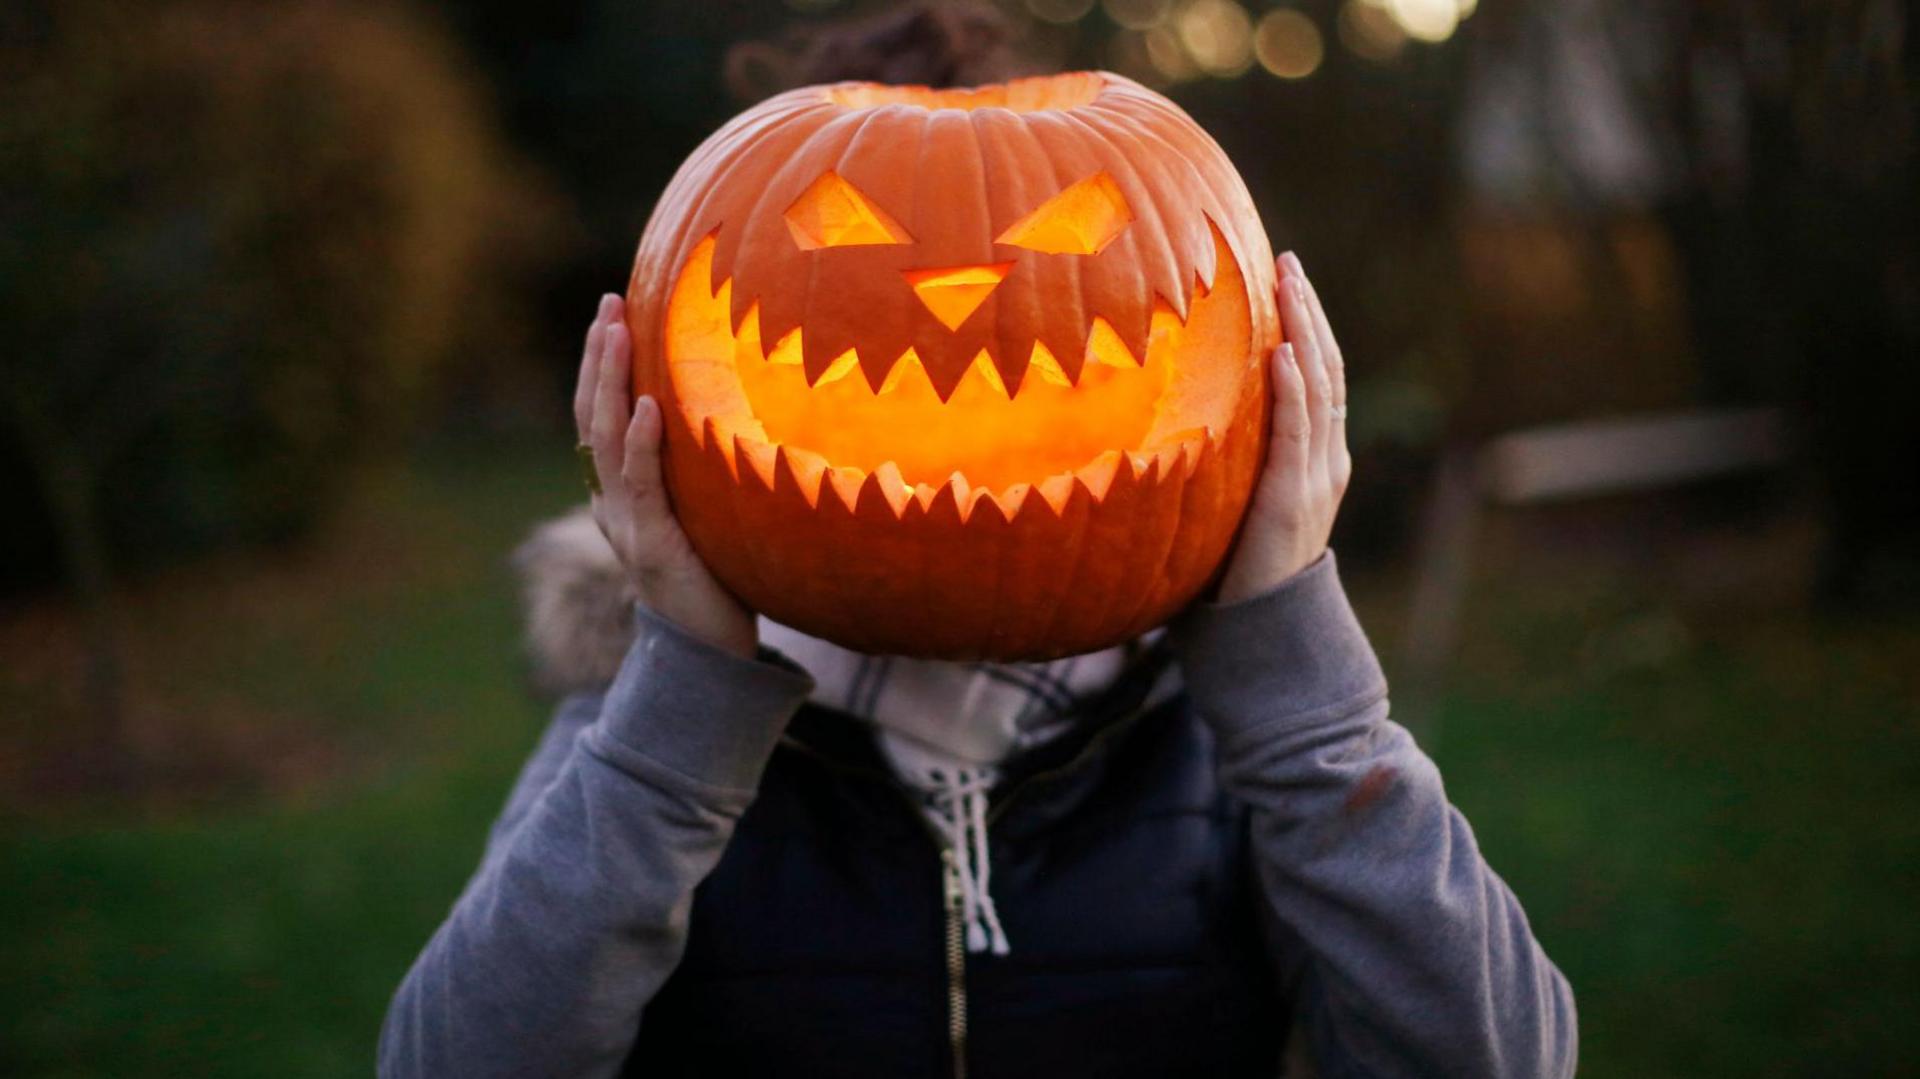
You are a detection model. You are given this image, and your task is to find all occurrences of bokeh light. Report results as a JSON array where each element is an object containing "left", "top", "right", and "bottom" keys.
[
  {"left": 1103, "top": 0, "right": 1173, "bottom": 31},
  {"left": 1254, "top": 9, "right": 1325, "bottom": 80},
  {"left": 1177, "top": 0, "right": 1255, "bottom": 77},
  {"left": 1027, "top": 0, "right": 1098, "bottom": 25},
  {"left": 1339, "top": 0, "right": 1409, "bottom": 62},
  {"left": 1144, "top": 24, "right": 1201, "bottom": 80},
  {"left": 1385, "top": 0, "right": 1460, "bottom": 43}
]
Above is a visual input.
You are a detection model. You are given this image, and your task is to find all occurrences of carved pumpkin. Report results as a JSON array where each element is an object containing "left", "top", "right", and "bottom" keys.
[{"left": 627, "top": 72, "right": 1278, "bottom": 659}]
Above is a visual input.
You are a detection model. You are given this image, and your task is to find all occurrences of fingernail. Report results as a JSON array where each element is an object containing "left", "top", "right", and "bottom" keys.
[
  {"left": 1278, "top": 342, "right": 1297, "bottom": 367},
  {"left": 1283, "top": 251, "right": 1304, "bottom": 276},
  {"left": 1288, "top": 276, "right": 1307, "bottom": 302}
]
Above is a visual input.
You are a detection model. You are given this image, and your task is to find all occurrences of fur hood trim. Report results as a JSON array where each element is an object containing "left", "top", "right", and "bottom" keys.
[{"left": 512, "top": 507, "right": 639, "bottom": 695}]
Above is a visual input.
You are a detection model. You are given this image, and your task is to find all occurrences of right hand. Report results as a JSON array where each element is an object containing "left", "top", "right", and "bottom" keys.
[{"left": 575, "top": 293, "right": 757, "bottom": 658}]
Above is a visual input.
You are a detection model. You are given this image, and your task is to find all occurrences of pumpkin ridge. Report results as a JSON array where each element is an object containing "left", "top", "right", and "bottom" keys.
[
  {"left": 726, "top": 105, "right": 888, "bottom": 337},
  {"left": 698, "top": 100, "right": 842, "bottom": 303},
  {"left": 1052, "top": 110, "right": 1156, "bottom": 363}
]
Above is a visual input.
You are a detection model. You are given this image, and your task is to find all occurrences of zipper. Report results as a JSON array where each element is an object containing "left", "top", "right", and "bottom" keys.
[
  {"left": 941, "top": 847, "right": 969, "bottom": 1079},
  {"left": 776, "top": 714, "right": 1157, "bottom": 1079},
  {"left": 779, "top": 735, "right": 974, "bottom": 1077}
]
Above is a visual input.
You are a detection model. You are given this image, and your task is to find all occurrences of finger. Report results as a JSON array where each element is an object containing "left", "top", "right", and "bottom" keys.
[
  {"left": 1298, "top": 270, "right": 1345, "bottom": 411},
  {"left": 621, "top": 395, "right": 680, "bottom": 561},
  {"left": 1268, "top": 342, "right": 1311, "bottom": 479},
  {"left": 623, "top": 395, "right": 667, "bottom": 512},
  {"left": 1281, "top": 273, "right": 1333, "bottom": 475},
  {"left": 1293, "top": 266, "right": 1350, "bottom": 486},
  {"left": 573, "top": 294, "right": 621, "bottom": 437},
  {"left": 591, "top": 319, "right": 633, "bottom": 482},
  {"left": 1276, "top": 253, "right": 1320, "bottom": 377}
]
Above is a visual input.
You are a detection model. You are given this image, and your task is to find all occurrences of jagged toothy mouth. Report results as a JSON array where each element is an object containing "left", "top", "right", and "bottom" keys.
[{"left": 662, "top": 235, "right": 1239, "bottom": 521}]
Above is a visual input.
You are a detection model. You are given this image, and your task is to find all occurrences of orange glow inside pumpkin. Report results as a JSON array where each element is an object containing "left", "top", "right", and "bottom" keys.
[
  {"left": 901, "top": 262, "right": 1014, "bottom": 330},
  {"left": 662, "top": 226, "right": 1253, "bottom": 519},
  {"left": 994, "top": 173, "right": 1133, "bottom": 256},
  {"left": 784, "top": 171, "right": 915, "bottom": 250}
]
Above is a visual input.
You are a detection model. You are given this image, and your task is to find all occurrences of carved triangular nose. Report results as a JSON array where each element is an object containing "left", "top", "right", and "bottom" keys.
[{"left": 903, "top": 262, "right": 1013, "bottom": 331}]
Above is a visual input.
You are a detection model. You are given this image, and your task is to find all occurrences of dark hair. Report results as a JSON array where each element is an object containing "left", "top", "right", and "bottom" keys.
[{"left": 725, "top": 2, "right": 1028, "bottom": 102}]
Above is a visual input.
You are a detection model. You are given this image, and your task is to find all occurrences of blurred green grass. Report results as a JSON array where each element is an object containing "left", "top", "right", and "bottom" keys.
[{"left": 2, "top": 444, "right": 1915, "bottom": 1077}]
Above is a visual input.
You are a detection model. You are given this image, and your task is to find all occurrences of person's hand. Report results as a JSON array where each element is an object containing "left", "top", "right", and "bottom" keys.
[
  {"left": 1215, "top": 252, "right": 1352, "bottom": 605},
  {"left": 575, "top": 293, "right": 757, "bottom": 658}
]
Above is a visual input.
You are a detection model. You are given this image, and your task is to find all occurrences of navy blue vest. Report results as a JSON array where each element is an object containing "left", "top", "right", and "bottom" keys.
[{"left": 629, "top": 683, "right": 1289, "bottom": 1078}]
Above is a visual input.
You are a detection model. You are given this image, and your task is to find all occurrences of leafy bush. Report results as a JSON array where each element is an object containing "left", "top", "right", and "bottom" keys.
[{"left": 0, "top": 0, "right": 554, "bottom": 588}]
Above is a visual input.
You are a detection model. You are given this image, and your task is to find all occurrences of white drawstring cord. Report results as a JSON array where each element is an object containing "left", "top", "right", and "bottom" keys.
[{"left": 927, "top": 767, "right": 1010, "bottom": 956}]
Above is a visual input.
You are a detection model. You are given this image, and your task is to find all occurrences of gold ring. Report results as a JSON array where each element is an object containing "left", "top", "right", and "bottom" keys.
[{"left": 576, "top": 443, "right": 602, "bottom": 495}]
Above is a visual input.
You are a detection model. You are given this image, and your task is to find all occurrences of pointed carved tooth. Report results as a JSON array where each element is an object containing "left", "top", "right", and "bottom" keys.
[
  {"left": 826, "top": 465, "right": 867, "bottom": 511},
  {"left": 1075, "top": 449, "right": 1125, "bottom": 500},
  {"left": 877, "top": 351, "right": 927, "bottom": 395},
  {"left": 1193, "top": 227, "right": 1221, "bottom": 292},
  {"left": 1037, "top": 472, "right": 1077, "bottom": 514},
  {"left": 871, "top": 461, "right": 910, "bottom": 517},
  {"left": 989, "top": 482, "right": 1032, "bottom": 519},
  {"left": 778, "top": 445, "right": 830, "bottom": 507},
  {"left": 912, "top": 336, "right": 979, "bottom": 402},
  {"left": 764, "top": 325, "right": 804, "bottom": 366},
  {"left": 945, "top": 471, "right": 974, "bottom": 522},
  {"left": 1024, "top": 342, "right": 1072, "bottom": 390},
  {"left": 964, "top": 352, "right": 1009, "bottom": 398},
  {"left": 1155, "top": 285, "right": 1193, "bottom": 326},
  {"left": 725, "top": 275, "right": 755, "bottom": 335},
  {"left": 730, "top": 302, "right": 764, "bottom": 365},
  {"left": 733, "top": 434, "right": 778, "bottom": 491},
  {"left": 706, "top": 414, "right": 752, "bottom": 468},
  {"left": 800, "top": 323, "right": 856, "bottom": 384},
  {"left": 1180, "top": 436, "right": 1208, "bottom": 477},
  {"left": 1106, "top": 305, "right": 1154, "bottom": 369},
  {"left": 1039, "top": 326, "right": 1089, "bottom": 387},
  {"left": 810, "top": 350, "right": 861, "bottom": 388},
  {"left": 967, "top": 488, "right": 1012, "bottom": 527},
  {"left": 1086, "top": 317, "right": 1141, "bottom": 369},
  {"left": 721, "top": 272, "right": 748, "bottom": 332},
  {"left": 756, "top": 298, "right": 804, "bottom": 357}
]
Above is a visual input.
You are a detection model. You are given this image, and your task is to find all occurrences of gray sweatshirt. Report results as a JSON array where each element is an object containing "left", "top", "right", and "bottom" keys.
[{"left": 379, "top": 554, "right": 1577, "bottom": 1077}]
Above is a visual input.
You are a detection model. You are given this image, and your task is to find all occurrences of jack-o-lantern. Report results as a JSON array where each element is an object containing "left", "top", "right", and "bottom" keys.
[{"left": 627, "top": 72, "right": 1277, "bottom": 659}]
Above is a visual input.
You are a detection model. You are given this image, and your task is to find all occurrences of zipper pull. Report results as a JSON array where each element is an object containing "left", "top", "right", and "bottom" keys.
[{"left": 941, "top": 846, "right": 965, "bottom": 910}]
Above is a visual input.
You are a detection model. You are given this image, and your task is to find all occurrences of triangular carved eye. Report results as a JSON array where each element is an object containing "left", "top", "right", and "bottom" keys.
[
  {"left": 995, "top": 172, "right": 1132, "bottom": 255},
  {"left": 785, "top": 171, "right": 915, "bottom": 250}
]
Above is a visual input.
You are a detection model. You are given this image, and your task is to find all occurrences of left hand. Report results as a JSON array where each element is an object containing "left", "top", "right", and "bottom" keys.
[{"left": 1215, "top": 251, "right": 1352, "bottom": 605}]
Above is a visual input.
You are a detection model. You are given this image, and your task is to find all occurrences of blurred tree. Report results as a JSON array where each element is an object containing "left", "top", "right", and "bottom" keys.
[
  {"left": 1662, "top": 0, "right": 1917, "bottom": 607},
  {"left": 1458, "top": 0, "right": 1917, "bottom": 605},
  {"left": 0, "top": 0, "right": 554, "bottom": 757}
]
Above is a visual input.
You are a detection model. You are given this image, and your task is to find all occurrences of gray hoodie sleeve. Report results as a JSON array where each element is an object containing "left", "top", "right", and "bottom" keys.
[
  {"left": 377, "top": 605, "right": 813, "bottom": 1079},
  {"left": 1170, "top": 552, "right": 1577, "bottom": 1079}
]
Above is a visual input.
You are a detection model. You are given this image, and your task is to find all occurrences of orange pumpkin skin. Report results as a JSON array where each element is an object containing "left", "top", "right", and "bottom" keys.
[{"left": 627, "top": 72, "right": 1278, "bottom": 660}]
